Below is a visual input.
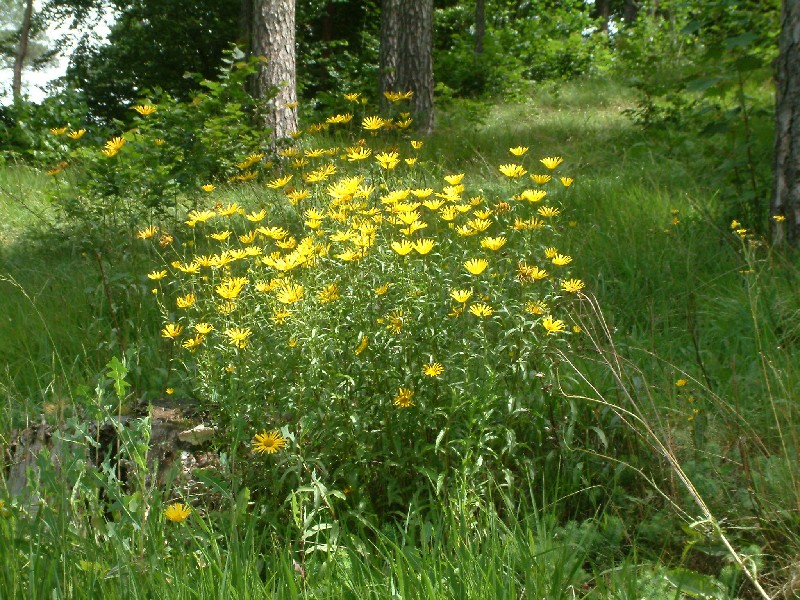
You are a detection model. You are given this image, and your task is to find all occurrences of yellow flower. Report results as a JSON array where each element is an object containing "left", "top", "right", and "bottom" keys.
[
  {"left": 224, "top": 327, "right": 252, "bottom": 348},
  {"left": 176, "top": 293, "right": 196, "bottom": 308},
  {"left": 517, "top": 262, "right": 548, "bottom": 281},
  {"left": 519, "top": 189, "right": 547, "bottom": 203},
  {"left": 375, "top": 151, "right": 400, "bottom": 169},
  {"left": 210, "top": 230, "right": 232, "bottom": 242},
  {"left": 287, "top": 189, "right": 310, "bottom": 204},
  {"left": 544, "top": 247, "right": 558, "bottom": 259},
  {"left": 161, "top": 323, "right": 184, "bottom": 339},
  {"left": 540, "top": 156, "right": 563, "bottom": 169},
  {"left": 49, "top": 127, "right": 67, "bottom": 135},
  {"left": 252, "top": 430, "right": 288, "bottom": 454},
  {"left": 481, "top": 236, "right": 507, "bottom": 251},
  {"left": 148, "top": 270, "right": 168, "bottom": 280},
  {"left": 271, "top": 308, "right": 292, "bottom": 324},
  {"left": 201, "top": 184, "right": 216, "bottom": 192},
  {"left": 676, "top": 379, "right": 688, "bottom": 387},
  {"left": 560, "top": 177, "right": 574, "bottom": 187},
  {"left": 730, "top": 220, "right": 741, "bottom": 229},
  {"left": 217, "top": 203, "right": 241, "bottom": 217},
  {"left": 362, "top": 116, "right": 386, "bottom": 131},
  {"left": 182, "top": 335, "right": 205, "bottom": 352},
  {"left": 267, "top": 174, "right": 293, "bottom": 189},
  {"left": 326, "top": 113, "right": 353, "bottom": 124},
  {"left": 411, "top": 140, "right": 424, "bottom": 149},
  {"left": 423, "top": 362, "right": 444, "bottom": 377},
  {"left": 385, "top": 309, "right": 406, "bottom": 334},
  {"left": 530, "top": 174, "right": 552, "bottom": 185},
  {"left": 499, "top": 163, "right": 528, "bottom": 178},
  {"left": 153, "top": 138, "right": 165, "bottom": 146},
  {"left": 469, "top": 303, "right": 493, "bottom": 318},
  {"left": 133, "top": 104, "right": 157, "bottom": 116},
  {"left": 391, "top": 240, "right": 414, "bottom": 256},
  {"left": 317, "top": 283, "right": 340, "bottom": 304},
  {"left": 355, "top": 335, "right": 368, "bottom": 355},
  {"left": 393, "top": 387, "right": 415, "bottom": 408},
  {"left": 773, "top": 215, "right": 786, "bottom": 222},
  {"left": 67, "top": 129, "right": 86, "bottom": 139},
  {"left": 276, "top": 282, "right": 304, "bottom": 304},
  {"left": 404, "top": 157, "right": 417, "bottom": 166},
  {"left": 246, "top": 209, "right": 266, "bottom": 222},
  {"left": 137, "top": 225, "right": 158, "bottom": 240},
  {"left": 375, "top": 283, "right": 392, "bottom": 295},
  {"left": 194, "top": 322, "right": 214, "bottom": 335},
  {"left": 413, "top": 239, "right": 435, "bottom": 255},
  {"left": 525, "top": 301, "right": 548, "bottom": 315},
  {"left": 464, "top": 258, "right": 488, "bottom": 275},
  {"left": 216, "top": 277, "right": 248, "bottom": 300},
  {"left": 104, "top": 136, "right": 126, "bottom": 154},
  {"left": 542, "top": 316, "right": 565, "bottom": 335},
  {"left": 164, "top": 503, "right": 191, "bottom": 523},
  {"left": 561, "top": 279, "right": 585, "bottom": 293},
  {"left": 552, "top": 254, "right": 573, "bottom": 266},
  {"left": 509, "top": 146, "right": 529, "bottom": 156},
  {"left": 347, "top": 147, "right": 372, "bottom": 161},
  {"left": 450, "top": 289, "right": 473, "bottom": 303},
  {"left": 444, "top": 173, "right": 464, "bottom": 185},
  {"left": 344, "top": 92, "right": 362, "bottom": 102},
  {"left": 537, "top": 206, "right": 561, "bottom": 218}
]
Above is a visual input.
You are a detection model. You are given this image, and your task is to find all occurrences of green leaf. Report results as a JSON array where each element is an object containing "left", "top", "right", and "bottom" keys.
[
  {"left": 725, "top": 32, "right": 759, "bottom": 49},
  {"left": 664, "top": 568, "right": 727, "bottom": 599}
]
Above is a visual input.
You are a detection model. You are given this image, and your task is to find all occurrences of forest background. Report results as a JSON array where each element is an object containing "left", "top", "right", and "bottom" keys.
[{"left": 2, "top": 1, "right": 800, "bottom": 598}]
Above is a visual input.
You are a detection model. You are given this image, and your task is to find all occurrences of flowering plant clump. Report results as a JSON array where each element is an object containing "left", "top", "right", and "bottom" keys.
[{"left": 139, "top": 94, "right": 585, "bottom": 513}]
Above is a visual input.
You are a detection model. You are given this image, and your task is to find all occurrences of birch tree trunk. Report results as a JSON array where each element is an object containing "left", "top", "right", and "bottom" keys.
[
  {"left": 772, "top": 0, "right": 800, "bottom": 246},
  {"left": 252, "top": 0, "right": 298, "bottom": 141}
]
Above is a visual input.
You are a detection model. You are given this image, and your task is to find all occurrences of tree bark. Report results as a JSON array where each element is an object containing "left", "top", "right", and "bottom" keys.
[
  {"left": 475, "top": 0, "right": 485, "bottom": 56},
  {"left": 623, "top": 0, "right": 639, "bottom": 23},
  {"left": 12, "top": 0, "right": 34, "bottom": 102},
  {"left": 252, "top": 0, "right": 298, "bottom": 141},
  {"left": 593, "top": 0, "right": 610, "bottom": 32},
  {"left": 772, "top": 0, "right": 800, "bottom": 246},
  {"left": 380, "top": 0, "right": 435, "bottom": 134}
]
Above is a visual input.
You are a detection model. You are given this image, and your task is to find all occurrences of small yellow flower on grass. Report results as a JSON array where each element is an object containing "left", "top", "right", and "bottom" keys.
[
  {"left": 499, "top": 163, "right": 528, "bottom": 178},
  {"left": 509, "top": 146, "right": 529, "bottom": 156},
  {"left": 773, "top": 215, "right": 786, "bottom": 222},
  {"left": 362, "top": 116, "right": 385, "bottom": 131},
  {"left": 216, "top": 277, "right": 248, "bottom": 300},
  {"left": 520, "top": 189, "right": 547, "bottom": 203},
  {"left": 194, "top": 322, "right": 214, "bottom": 335},
  {"left": 375, "top": 282, "right": 392, "bottom": 296},
  {"left": 538, "top": 206, "right": 561, "bottom": 218},
  {"left": 161, "top": 323, "right": 183, "bottom": 339},
  {"left": 450, "top": 289, "right": 473, "bottom": 303},
  {"left": 49, "top": 127, "right": 67, "bottom": 135},
  {"left": 252, "top": 430, "right": 288, "bottom": 454},
  {"left": 413, "top": 239, "right": 435, "bottom": 255},
  {"left": 224, "top": 327, "right": 252, "bottom": 349},
  {"left": 676, "top": 379, "right": 688, "bottom": 387},
  {"left": 464, "top": 258, "right": 488, "bottom": 275},
  {"left": 391, "top": 240, "right": 414, "bottom": 256},
  {"left": 137, "top": 225, "right": 158, "bottom": 240},
  {"left": 385, "top": 309, "right": 406, "bottom": 334},
  {"left": 148, "top": 270, "right": 168, "bottom": 281},
  {"left": 411, "top": 140, "right": 424, "bottom": 149},
  {"left": 276, "top": 282, "right": 304, "bottom": 304},
  {"left": 164, "top": 503, "right": 191, "bottom": 523},
  {"left": 176, "top": 293, "right": 196, "bottom": 308},
  {"left": 469, "top": 303, "right": 493, "bottom": 318},
  {"left": 347, "top": 147, "right": 372, "bottom": 161},
  {"left": 552, "top": 254, "right": 573, "bottom": 266},
  {"left": 423, "top": 362, "right": 445, "bottom": 377},
  {"left": 375, "top": 151, "right": 400, "bottom": 170},
  {"left": 481, "top": 236, "right": 507, "bottom": 251},
  {"left": 201, "top": 183, "right": 216, "bottom": 192},
  {"left": 561, "top": 279, "right": 585, "bottom": 293},
  {"left": 317, "top": 283, "right": 340, "bottom": 304},
  {"left": 393, "top": 387, "right": 415, "bottom": 408},
  {"left": 67, "top": 129, "right": 86, "bottom": 140},
  {"left": 542, "top": 316, "right": 566, "bottom": 335},
  {"left": 530, "top": 174, "right": 552, "bottom": 185},
  {"left": 355, "top": 335, "right": 368, "bottom": 355},
  {"left": 540, "top": 156, "right": 563, "bottom": 169},
  {"left": 267, "top": 174, "right": 293, "bottom": 189},
  {"left": 525, "top": 301, "right": 548, "bottom": 315},
  {"left": 560, "top": 177, "right": 574, "bottom": 187},
  {"left": 444, "top": 173, "right": 464, "bottom": 185}
]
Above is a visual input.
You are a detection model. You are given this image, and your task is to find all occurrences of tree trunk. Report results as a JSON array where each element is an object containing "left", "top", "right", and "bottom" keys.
[
  {"left": 380, "top": 0, "right": 435, "bottom": 134},
  {"left": 252, "top": 0, "right": 298, "bottom": 141},
  {"left": 593, "top": 0, "right": 610, "bottom": 32},
  {"left": 475, "top": 0, "right": 485, "bottom": 56},
  {"left": 772, "top": 0, "right": 800, "bottom": 246},
  {"left": 623, "top": 0, "right": 639, "bottom": 23},
  {"left": 12, "top": 0, "right": 34, "bottom": 102}
]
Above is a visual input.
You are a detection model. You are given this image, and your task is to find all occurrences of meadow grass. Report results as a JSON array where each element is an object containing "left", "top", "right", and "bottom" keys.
[{"left": 1, "top": 77, "right": 798, "bottom": 598}]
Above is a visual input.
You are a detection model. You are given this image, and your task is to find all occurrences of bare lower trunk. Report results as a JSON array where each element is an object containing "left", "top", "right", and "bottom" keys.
[
  {"left": 12, "top": 0, "right": 34, "bottom": 102},
  {"left": 475, "top": 0, "right": 485, "bottom": 56},
  {"left": 772, "top": 0, "right": 800, "bottom": 245},
  {"left": 252, "top": 0, "right": 298, "bottom": 141}
]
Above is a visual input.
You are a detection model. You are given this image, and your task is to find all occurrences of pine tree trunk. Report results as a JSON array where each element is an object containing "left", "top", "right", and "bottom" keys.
[
  {"left": 475, "top": 0, "right": 485, "bottom": 56},
  {"left": 252, "top": 0, "right": 298, "bottom": 141},
  {"left": 12, "top": 0, "right": 34, "bottom": 102},
  {"left": 380, "top": 0, "right": 434, "bottom": 134},
  {"left": 623, "top": 0, "right": 639, "bottom": 23},
  {"left": 772, "top": 0, "right": 800, "bottom": 246}
]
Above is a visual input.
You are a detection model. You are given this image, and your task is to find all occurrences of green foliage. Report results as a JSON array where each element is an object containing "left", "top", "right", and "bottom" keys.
[
  {"left": 45, "top": 49, "right": 273, "bottom": 247},
  {"left": 66, "top": 0, "right": 241, "bottom": 123}
]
